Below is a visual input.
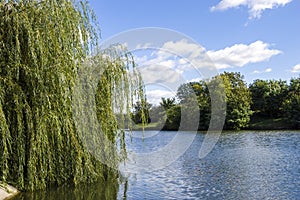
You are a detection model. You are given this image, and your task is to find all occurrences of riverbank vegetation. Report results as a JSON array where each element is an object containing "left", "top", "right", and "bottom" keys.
[
  {"left": 0, "top": 0, "right": 144, "bottom": 193},
  {"left": 0, "top": 0, "right": 299, "bottom": 195},
  {"left": 132, "top": 72, "right": 300, "bottom": 131}
]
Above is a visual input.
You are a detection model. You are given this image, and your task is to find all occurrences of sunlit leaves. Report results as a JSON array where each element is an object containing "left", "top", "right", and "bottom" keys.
[{"left": 0, "top": 0, "right": 142, "bottom": 192}]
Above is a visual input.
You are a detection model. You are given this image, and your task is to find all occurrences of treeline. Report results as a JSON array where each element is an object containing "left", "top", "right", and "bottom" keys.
[{"left": 132, "top": 72, "right": 300, "bottom": 130}]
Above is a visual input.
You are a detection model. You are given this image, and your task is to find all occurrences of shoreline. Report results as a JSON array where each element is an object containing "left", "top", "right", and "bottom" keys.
[
  {"left": 0, "top": 184, "right": 19, "bottom": 200},
  {"left": 131, "top": 117, "right": 298, "bottom": 131},
  {"left": 131, "top": 128, "right": 300, "bottom": 132}
]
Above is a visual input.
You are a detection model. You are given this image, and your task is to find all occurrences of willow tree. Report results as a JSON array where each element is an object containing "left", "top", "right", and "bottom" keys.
[{"left": 0, "top": 0, "right": 142, "bottom": 192}]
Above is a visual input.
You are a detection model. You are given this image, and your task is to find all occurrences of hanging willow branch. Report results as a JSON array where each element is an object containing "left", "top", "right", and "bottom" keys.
[{"left": 0, "top": 0, "right": 144, "bottom": 192}]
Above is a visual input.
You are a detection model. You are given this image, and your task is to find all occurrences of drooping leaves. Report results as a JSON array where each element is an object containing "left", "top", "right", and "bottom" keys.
[{"left": 0, "top": 0, "right": 144, "bottom": 192}]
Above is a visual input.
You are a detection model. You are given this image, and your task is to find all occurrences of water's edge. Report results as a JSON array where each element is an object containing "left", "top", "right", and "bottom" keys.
[
  {"left": 9, "top": 130, "right": 300, "bottom": 199},
  {"left": 0, "top": 184, "right": 19, "bottom": 200}
]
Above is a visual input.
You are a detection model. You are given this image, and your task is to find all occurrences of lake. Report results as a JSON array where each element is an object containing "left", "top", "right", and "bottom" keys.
[{"left": 13, "top": 131, "right": 300, "bottom": 199}]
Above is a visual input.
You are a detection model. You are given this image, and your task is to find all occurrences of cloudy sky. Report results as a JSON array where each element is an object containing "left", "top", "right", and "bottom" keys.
[{"left": 90, "top": 0, "right": 300, "bottom": 104}]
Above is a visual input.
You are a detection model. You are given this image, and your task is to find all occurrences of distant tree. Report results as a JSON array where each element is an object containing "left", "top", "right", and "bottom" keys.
[
  {"left": 148, "top": 105, "right": 162, "bottom": 122},
  {"left": 132, "top": 101, "right": 151, "bottom": 124},
  {"left": 191, "top": 81, "right": 211, "bottom": 129},
  {"left": 146, "top": 97, "right": 176, "bottom": 126},
  {"left": 220, "top": 72, "right": 252, "bottom": 130},
  {"left": 160, "top": 97, "right": 176, "bottom": 110},
  {"left": 283, "top": 77, "right": 300, "bottom": 128},
  {"left": 176, "top": 81, "right": 210, "bottom": 129},
  {"left": 175, "top": 73, "right": 251, "bottom": 130},
  {"left": 289, "top": 77, "right": 300, "bottom": 92},
  {"left": 163, "top": 105, "right": 181, "bottom": 130},
  {"left": 249, "top": 79, "right": 269, "bottom": 115},
  {"left": 176, "top": 82, "right": 196, "bottom": 104},
  {"left": 190, "top": 81, "right": 210, "bottom": 109},
  {"left": 249, "top": 79, "right": 288, "bottom": 117}
]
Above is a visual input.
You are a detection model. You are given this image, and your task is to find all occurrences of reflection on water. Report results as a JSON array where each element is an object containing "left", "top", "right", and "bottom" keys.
[
  {"left": 119, "top": 131, "right": 300, "bottom": 199},
  {"left": 13, "top": 175, "right": 119, "bottom": 200},
  {"left": 13, "top": 131, "right": 300, "bottom": 199}
]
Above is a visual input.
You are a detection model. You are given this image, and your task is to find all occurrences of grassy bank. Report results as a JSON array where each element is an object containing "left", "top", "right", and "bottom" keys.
[
  {"left": 132, "top": 122, "right": 162, "bottom": 130},
  {"left": 247, "top": 117, "right": 295, "bottom": 130},
  {"left": 132, "top": 117, "right": 297, "bottom": 131}
]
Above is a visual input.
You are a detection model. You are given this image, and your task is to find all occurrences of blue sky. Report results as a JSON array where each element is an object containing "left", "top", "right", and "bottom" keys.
[{"left": 89, "top": 0, "right": 300, "bottom": 104}]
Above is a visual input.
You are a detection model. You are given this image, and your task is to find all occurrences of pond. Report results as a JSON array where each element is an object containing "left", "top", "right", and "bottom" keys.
[{"left": 13, "top": 131, "right": 300, "bottom": 199}]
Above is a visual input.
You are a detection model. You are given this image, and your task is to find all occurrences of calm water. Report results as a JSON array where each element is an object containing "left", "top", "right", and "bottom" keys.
[{"left": 14, "top": 131, "right": 300, "bottom": 199}]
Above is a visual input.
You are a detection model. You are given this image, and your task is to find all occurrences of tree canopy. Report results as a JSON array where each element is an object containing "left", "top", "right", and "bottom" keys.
[
  {"left": 220, "top": 72, "right": 252, "bottom": 130},
  {"left": 249, "top": 79, "right": 288, "bottom": 117},
  {"left": 145, "top": 72, "right": 300, "bottom": 131},
  {"left": 283, "top": 77, "right": 300, "bottom": 128},
  {"left": 0, "top": 0, "right": 144, "bottom": 192}
]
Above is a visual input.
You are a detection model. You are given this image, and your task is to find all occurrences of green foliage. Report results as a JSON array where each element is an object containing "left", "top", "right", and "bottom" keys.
[
  {"left": 191, "top": 81, "right": 211, "bottom": 129},
  {"left": 282, "top": 77, "right": 300, "bottom": 128},
  {"left": 0, "top": 0, "right": 143, "bottom": 192},
  {"left": 149, "top": 105, "right": 164, "bottom": 123},
  {"left": 160, "top": 97, "right": 175, "bottom": 110},
  {"left": 147, "top": 73, "right": 300, "bottom": 131},
  {"left": 220, "top": 72, "right": 252, "bottom": 130},
  {"left": 132, "top": 101, "right": 151, "bottom": 124},
  {"left": 283, "top": 94, "right": 300, "bottom": 128},
  {"left": 176, "top": 82, "right": 196, "bottom": 104},
  {"left": 163, "top": 105, "right": 181, "bottom": 130},
  {"left": 289, "top": 77, "right": 300, "bottom": 92},
  {"left": 250, "top": 79, "right": 288, "bottom": 117},
  {"left": 176, "top": 81, "right": 210, "bottom": 129},
  {"left": 150, "top": 73, "right": 300, "bottom": 131},
  {"left": 175, "top": 73, "right": 251, "bottom": 130}
]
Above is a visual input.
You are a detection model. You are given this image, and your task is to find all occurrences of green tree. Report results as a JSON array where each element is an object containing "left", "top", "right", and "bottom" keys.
[
  {"left": 283, "top": 77, "right": 300, "bottom": 128},
  {"left": 0, "top": 0, "right": 143, "bottom": 192},
  {"left": 149, "top": 105, "right": 164, "bottom": 123},
  {"left": 249, "top": 79, "right": 288, "bottom": 117},
  {"left": 176, "top": 82, "right": 196, "bottom": 104},
  {"left": 175, "top": 73, "right": 251, "bottom": 130},
  {"left": 176, "top": 81, "right": 210, "bottom": 129},
  {"left": 160, "top": 97, "right": 176, "bottom": 110},
  {"left": 220, "top": 72, "right": 252, "bottom": 130},
  {"left": 148, "top": 97, "right": 175, "bottom": 125},
  {"left": 163, "top": 105, "right": 181, "bottom": 130},
  {"left": 191, "top": 81, "right": 211, "bottom": 129},
  {"left": 132, "top": 101, "right": 151, "bottom": 124},
  {"left": 249, "top": 79, "right": 269, "bottom": 115}
]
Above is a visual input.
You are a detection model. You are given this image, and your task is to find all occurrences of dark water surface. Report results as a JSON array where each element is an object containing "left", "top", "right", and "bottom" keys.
[{"left": 14, "top": 131, "right": 300, "bottom": 199}]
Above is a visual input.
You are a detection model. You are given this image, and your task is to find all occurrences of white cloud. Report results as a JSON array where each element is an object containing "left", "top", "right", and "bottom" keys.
[
  {"left": 155, "top": 40, "right": 281, "bottom": 71},
  {"left": 211, "top": 0, "right": 292, "bottom": 19},
  {"left": 150, "top": 40, "right": 219, "bottom": 76},
  {"left": 134, "top": 55, "right": 148, "bottom": 64},
  {"left": 159, "top": 39, "right": 206, "bottom": 60},
  {"left": 252, "top": 67, "right": 272, "bottom": 74},
  {"left": 159, "top": 60, "right": 177, "bottom": 68},
  {"left": 137, "top": 64, "right": 182, "bottom": 84},
  {"left": 130, "top": 39, "right": 283, "bottom": 111},
  {"left": 136, "top": 43, "right": 153, "bottom": 49},
  {"left": 133, "top": 40, "right": 281, "bottom": 83},
  {"left": 290, "top": 64, "right": 300, "bottom": 73},
  {"left": 266, "top": 68, "right": 272, "bottom": 72},
  {"left": 207, "top": 41, "right": 281, "bottom": 69},
  {"left": 146, "top": 89, "right": 175, "bottom": 105},
  {"left": 189, "top": 77, "right": 202, "bottom": 82},
  {"left": 133, "top": 40, "right": 206, "bottom": 80}
]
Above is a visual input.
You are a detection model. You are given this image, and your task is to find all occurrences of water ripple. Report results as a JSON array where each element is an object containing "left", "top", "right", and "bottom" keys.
[{"left": 120, "top": 131, "right": 300, "bottom": 199}]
